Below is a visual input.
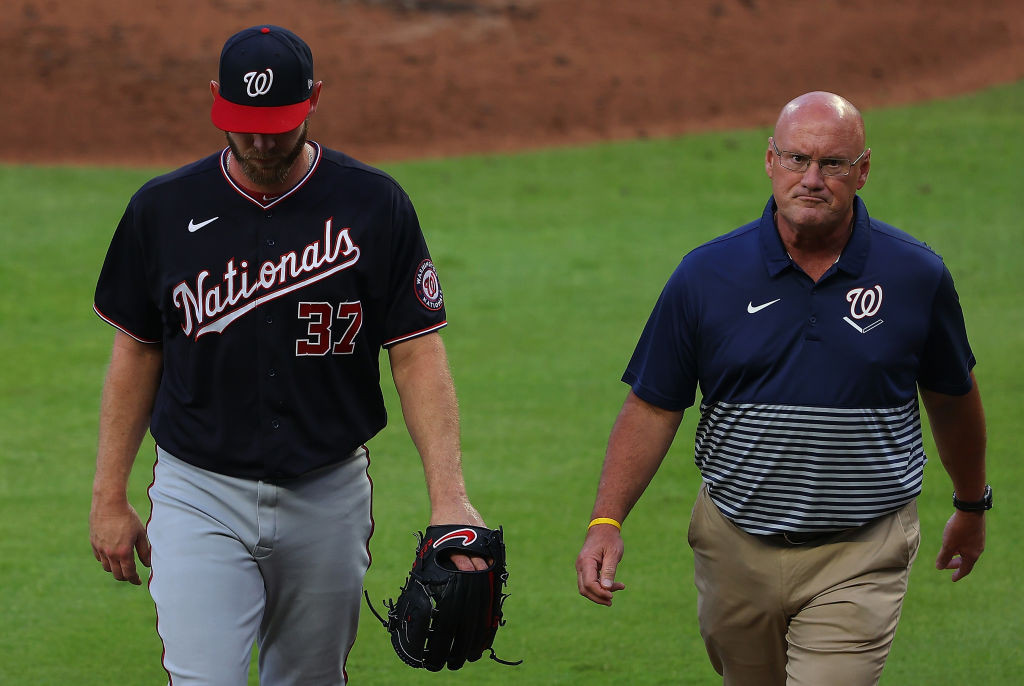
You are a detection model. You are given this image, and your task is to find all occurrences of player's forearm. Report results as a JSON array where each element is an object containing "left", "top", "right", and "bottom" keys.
[
  {"left": 93, "top": 332, "right": 163, "bottom": 507},
  {"left": 590, "top": 391, "right": 684, "bottom": 523},
  {"left": 388, "top": 333, "right": 479, "bottom": 522},
  {"left": 920, "top": 372, "right": 987, "bottom": 500}
]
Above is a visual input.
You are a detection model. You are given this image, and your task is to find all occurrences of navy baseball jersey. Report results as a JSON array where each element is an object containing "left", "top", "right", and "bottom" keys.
[
  {"left": 94, "top": 143, "right": 447, "bottom": 479},
  {"left": 624, "top": 196, "right": 975, "bottom": 534}
]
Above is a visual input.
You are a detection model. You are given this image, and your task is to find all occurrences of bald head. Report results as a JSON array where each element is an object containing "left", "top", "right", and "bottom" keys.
[{"left": 774, "top": 91, "right": 866, "bottom": 150}]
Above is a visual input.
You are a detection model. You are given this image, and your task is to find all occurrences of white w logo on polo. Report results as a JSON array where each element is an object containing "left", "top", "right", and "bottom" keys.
[
  {"left": 846, "top": 284, "right": 883, "bottom": 320},
  {"left": 244, "top": 69, "right": 274, "bottom": 97}
]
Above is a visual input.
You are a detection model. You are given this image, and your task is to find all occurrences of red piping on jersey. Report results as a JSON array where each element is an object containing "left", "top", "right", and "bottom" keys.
[
  {"left": 219, "top": 141, "right": 322, "bottom": 209},
  {"left": 343, "top": 444, "right": 374, "bottom": 684},
  {"left": 382, "top": 321, "right": 448, "bottom": 348},
  {"left": 93, "top": 303, "right": 161, "bottom": 344},
  {"left": 147, "top": 446, "right": 174, "bottom": 685}
]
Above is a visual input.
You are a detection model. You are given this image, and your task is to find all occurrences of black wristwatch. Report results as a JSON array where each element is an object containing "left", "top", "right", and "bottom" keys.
[{"left": 953, "top": 484, "right": 993, "bottom": 512}]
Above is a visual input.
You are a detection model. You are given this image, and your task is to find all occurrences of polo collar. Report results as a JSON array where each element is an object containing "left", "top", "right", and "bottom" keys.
[{"left": 758, "top": 195, "right": 871, "bottom": 278}]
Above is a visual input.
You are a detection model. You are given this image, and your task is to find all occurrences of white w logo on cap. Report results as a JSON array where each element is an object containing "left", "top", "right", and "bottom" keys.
[{"left": 243, "top": 69, "right": 274, "bottom": 97}]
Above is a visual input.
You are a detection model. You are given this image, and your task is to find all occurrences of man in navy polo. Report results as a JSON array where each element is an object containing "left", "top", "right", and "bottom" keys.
[{"left": 576, "top": 91, "right": 989, "bottom": 685}]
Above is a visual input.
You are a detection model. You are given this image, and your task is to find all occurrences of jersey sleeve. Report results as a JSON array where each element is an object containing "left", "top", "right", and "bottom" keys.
[
  {"left": 93, "top": 201, "right": 163, "bottom": 344},
  {"left": 917, "top": 262, "right": 975, "bottom": 395},
  {"left": 380, "top": 189, "right": 447, "bottom": 348},
  {"left": 621, "top": 264, "right": 699, "bottom": 411}
]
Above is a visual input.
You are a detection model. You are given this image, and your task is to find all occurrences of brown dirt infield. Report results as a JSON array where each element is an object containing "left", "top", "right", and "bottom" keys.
[{"left": 3, "top": 0, "right": 1022, "bottom": 167}]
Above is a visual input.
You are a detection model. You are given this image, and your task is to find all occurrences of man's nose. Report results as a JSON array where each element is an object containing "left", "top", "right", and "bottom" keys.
[
  {"left": 251, "top": 134, "right": 275, "bottom": 153},
  {"left": 800, "top": 161, "right": 826, "bottom": 187}
]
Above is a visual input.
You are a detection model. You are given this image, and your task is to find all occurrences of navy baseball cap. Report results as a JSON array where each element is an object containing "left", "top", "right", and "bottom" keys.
[{"left": 211, "top": 25, "right": 314, "bottom": 134}]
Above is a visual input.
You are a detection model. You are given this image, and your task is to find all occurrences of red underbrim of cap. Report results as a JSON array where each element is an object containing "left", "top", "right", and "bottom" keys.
[{"left": 211, "top": 95, "right": 311, "bottom": 134}]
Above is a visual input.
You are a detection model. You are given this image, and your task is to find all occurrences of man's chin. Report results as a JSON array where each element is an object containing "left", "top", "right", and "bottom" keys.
[
  {"left": 240, "top": 160, "right": 291, "bottom": 186},
  {"left": 781, "top": 208, "right": 836, "bottom": 232}
]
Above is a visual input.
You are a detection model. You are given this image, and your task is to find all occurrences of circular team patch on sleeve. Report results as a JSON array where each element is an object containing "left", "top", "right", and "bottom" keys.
[{"left": 414, "top": 259, "right": 444, "bottom": 311}]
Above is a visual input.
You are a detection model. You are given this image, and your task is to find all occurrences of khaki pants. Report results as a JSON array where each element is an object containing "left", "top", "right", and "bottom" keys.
[{"left": 688, "top": 486, "right": 920, "bottom": 686}]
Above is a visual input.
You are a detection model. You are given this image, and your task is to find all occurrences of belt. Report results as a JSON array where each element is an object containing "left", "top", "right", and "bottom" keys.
[{"left": 761, "top": 529, "right": 849, "bottom": 547}]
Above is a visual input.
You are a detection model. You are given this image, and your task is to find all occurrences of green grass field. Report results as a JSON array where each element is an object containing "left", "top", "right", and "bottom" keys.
[{"left": 1, "top": 82, "right": 1021, "bottom": 684}]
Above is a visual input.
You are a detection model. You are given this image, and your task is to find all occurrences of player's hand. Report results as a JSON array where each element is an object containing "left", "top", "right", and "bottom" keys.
[
  {"left": 90, "top": 501, "right": 151, "bottom": 585},
  {"left": 448, "top": 551, "right": 489, "bottom": 571},
  {"left": 935, "top": 509, "right": 985, "bottom": 582},
  {"left": 576, "top": 524, "right": 626, "bottom": 606},
  {"left": 430, "top": 502, "right": 489, "bottom": 571}
]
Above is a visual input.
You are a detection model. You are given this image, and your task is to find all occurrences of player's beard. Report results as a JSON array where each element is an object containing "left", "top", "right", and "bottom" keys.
[{"left": 227, "top": 124, "right": 308, "bottom": 187}]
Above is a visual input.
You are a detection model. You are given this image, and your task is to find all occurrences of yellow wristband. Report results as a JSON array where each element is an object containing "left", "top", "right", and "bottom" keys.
[{"left": 588, "top": 517, "right": 622, "bottom": 530}]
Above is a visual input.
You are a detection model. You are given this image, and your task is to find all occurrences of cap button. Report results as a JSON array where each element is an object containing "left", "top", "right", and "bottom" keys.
[{"left": 260, "top": 27, "right": 270, "bottom": 33}]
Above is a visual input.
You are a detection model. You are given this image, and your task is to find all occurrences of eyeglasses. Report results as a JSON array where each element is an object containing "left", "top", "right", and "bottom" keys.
[{"left": 770, "top": 138, "right": 868, "bottom": 177}]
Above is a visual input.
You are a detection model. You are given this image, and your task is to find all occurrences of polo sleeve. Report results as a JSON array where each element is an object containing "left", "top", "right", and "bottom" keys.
[
  {"left": 621, "top": 264, "right": 699, "bottom": 411},
  {"left": 380, "top": 189, "right": 447, "bottom": 348},
  {"left": 93, "top": 201, "right": 162, "bottom": 344},
  {"left": 917, "top": 262, "right": 975, "bottom": 395}
]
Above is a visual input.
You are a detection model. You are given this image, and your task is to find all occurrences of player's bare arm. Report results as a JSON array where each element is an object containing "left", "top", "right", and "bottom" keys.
[
  {"left": 576, "top": 391, "right": 683, "bottom": 606},
  {"left": 90, "top": 331, "right": 162, "bottom": 585},
  {"left": 388, "top": 332, "right": 487, "bottom": 571},
  {"left": 920, "top": 372, "right": 988, "bottom": 582}
]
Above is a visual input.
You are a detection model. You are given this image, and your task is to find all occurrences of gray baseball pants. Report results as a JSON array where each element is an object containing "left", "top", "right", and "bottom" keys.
[{"left": 147, "top": 446, "right": 373, "bottom": 685}]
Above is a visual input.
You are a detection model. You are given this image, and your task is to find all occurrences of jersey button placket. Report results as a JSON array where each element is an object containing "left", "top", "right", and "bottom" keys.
[
  {"left": 805, "top": 288, "right": 821, "bottom": 341},
  {"left": 255, "top": 216, "right": 282, "bottom": 462},
  {"left": 261, "top": 306, "right": 279, "bottom": 434}
]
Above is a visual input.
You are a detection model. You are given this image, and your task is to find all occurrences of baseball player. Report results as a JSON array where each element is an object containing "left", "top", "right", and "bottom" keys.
[{"left": 89, "top": 25, "right": 489, "bottom": 685}]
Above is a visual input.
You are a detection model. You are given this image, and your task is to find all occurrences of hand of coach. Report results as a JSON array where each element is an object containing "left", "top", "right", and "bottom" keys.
[{"left": 576, "top": 393, "right": 682, "bottom": 604}]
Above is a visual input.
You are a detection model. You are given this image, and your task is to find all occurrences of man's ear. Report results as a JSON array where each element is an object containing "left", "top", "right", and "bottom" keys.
[
  {"left": 308, "top": 81, "right": 323, "bottom": 114},
  {"left": 855, "top": 149, "right": 871, "bottom": 190},
  {"left": 210, "top": 81, "right": 220, "bottom": 100}
]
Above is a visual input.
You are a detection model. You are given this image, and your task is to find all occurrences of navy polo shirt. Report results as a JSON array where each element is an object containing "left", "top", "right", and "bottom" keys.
[{"left": 624, "top": 196, "right": 975, "bottom": 534}]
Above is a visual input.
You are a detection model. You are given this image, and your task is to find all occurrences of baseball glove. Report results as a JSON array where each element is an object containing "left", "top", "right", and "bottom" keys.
[{"left": 364, "top": 524, "right": 520, "bottom": 671}]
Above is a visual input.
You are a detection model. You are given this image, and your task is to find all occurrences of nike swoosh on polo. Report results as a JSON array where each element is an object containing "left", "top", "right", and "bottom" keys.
[
  {"left": 747, "top": 298, "right": 781, "bottom": 314},
  {"left": 188, "top": 216, "right": 220, "bottom": 232}
]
